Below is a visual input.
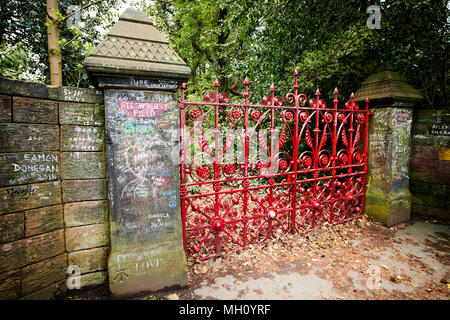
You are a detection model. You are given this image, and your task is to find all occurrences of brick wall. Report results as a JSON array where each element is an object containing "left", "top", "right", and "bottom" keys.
[
  {"left": 410, "top": 109, "right": 450, "bottom": 220},
  {"left": 0, "top": 77, "right": 110, "bottom": 299}
]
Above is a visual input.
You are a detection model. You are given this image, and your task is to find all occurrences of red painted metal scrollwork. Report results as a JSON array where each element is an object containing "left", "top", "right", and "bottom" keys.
[{"left": 179, "top": 70, "right": 371, "bottom": 260}]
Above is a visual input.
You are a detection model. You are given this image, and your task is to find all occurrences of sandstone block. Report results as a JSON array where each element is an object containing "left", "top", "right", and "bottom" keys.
[
  {"left": 62, "top": 179, "right": 107, "bottom": 202},
  {"left": 12, "top": 96, "right": 58, "bottom": 124},
  {"left": 0, "top": 94, "right": 11, "bottom": 122},
  {"left": 61, "top": 152, "right": 106, "bottom": 180},
  {"left": 0, "top": 181, "right": 61, "bottom": 215},
  {"left": 59, "top": 102, "right": 104, "bottom": 126},
  {"left": 21, "top": 253, "right": 67, "bottom": 295},
  {"left": 25, "top": 204, "right": 63, "bottom": 237},
  {"left": 0, "top": 123, "right": 59, "bottom": 152},
  {"left": 61, "top": 125, "right": 105, "bottom": 152},
  {"left": 0, "top": 270, "right": 21, "bottom": 300},
  {"left": 0, "top": 229, "right": 64, "bottom": 273},
  {"left": 0, "top": 212, "right": 24, "bottom": 244},
  {"left": 64, "top": 200, "right": 108, "bottom": 227},
  {"left": 68, "top": 246, "right": 109, "bottom": 274},
  {"left": 65, "top": 223, "right": 110, "bottom": 252},
  {"left": 0, "top": 152, "right": 60, "bottom": 187}
]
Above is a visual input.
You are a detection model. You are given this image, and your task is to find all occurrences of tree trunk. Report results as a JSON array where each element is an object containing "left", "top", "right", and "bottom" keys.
[{"left": 47, "top": 0, "right": 62, "bottom": 86}]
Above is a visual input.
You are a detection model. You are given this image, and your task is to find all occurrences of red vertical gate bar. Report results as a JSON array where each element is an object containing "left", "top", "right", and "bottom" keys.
[
  {"left": 346, "top": 93, "right": 355, "bottom": 219},
  {"left": 330, "top": 88, "right": 339, "bottom": 223},
  {"left": 290, "top": 69, "right": 300, "bottom": 232},
  {"left": 312, "top": 89, "right": 321, "bottom": 228},
  {"left": 360, "top": 97, "right": 372, "bottom": 216},
  {"left": 213, "top": 79, "right": 221, "bottom": 254},
  {"left": 242, "top": 78, "right": 250, "bottom": 247},
  {"left": 179, "top": 82, "right": 187, "bottom": 250},
  {"left": 268, "top": 85, "right": 276, "bottom": 237}
]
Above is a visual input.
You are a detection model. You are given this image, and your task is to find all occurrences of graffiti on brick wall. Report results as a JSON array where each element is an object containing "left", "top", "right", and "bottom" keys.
[{"left": 417, "top": 111, "right": 450, "bottom": 136}]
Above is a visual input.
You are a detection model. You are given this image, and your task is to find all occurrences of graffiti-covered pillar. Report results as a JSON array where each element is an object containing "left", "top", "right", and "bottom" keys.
[
  {"left": 84, "top": 9, "right": 190, "bottom": 298},
  {"left": 355, "top": 69, "right": 423, "bottom": 227}
]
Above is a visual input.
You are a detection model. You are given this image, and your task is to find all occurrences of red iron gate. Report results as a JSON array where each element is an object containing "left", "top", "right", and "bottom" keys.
[{"left": 179, "top": 70, "right": 371, "bottom": 260}]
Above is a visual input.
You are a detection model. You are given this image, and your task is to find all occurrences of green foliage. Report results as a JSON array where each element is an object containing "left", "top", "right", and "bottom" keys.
[
  {"left": 0, "top": 42, "right": 30, "bottom": 79},
  {"left": 145, "top": 0, "right": 449, "bottom": 108}
]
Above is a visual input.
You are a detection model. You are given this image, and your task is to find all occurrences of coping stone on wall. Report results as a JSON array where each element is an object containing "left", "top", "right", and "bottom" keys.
[
  {"left": 0, "top": 77, "right": 103, "bottom": 104},
  {"left": 48, "top": 86, "right": 103, "bottom": 104},
  {"left": 0, "top": 77, "right": 48, "bottom": 99}
]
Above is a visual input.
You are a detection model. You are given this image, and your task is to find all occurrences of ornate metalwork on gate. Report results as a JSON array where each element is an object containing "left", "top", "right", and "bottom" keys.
[{"left": 179, "top": 70, "right": 371, "bottom": 260}]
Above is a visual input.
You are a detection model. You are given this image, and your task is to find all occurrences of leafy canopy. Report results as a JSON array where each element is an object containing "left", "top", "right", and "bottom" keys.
[
  {"left": 0, "top": 0, "right": 447, "bottom": 108},
  {"left": 145, "top": 0, "right": 449, "bottom": 108}
]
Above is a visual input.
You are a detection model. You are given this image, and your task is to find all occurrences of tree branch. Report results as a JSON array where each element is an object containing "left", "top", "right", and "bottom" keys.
[
  {"left": 47, "top": 8, "right": 59, "bottom": 24},
  {"left": 229, "top": 77, "right": 244, "bottom": 97}
]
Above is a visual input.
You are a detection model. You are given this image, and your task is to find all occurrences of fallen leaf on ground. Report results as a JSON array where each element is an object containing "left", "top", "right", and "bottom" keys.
[
  {"left": 321, "top": 293, "right": 330, "bottom": 299},
  {"left": 166, "top": 293, "right": 179, "bottom": 300}
]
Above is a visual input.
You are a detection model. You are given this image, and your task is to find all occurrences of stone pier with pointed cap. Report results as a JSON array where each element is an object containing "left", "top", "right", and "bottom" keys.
[
  {"left": 84, "top": 8, "right": 190, "bottom": 298},
  {"left": 354, "top": 69, "right": 423, "bottom": 227}
]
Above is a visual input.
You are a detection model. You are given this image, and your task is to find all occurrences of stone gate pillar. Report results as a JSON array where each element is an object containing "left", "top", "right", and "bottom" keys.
[
  {"left": 84, "top": 9, "right": 190, "bottom": 298},
  {"left": 355, "top": 69, "right": 423, "bottom": 227}
]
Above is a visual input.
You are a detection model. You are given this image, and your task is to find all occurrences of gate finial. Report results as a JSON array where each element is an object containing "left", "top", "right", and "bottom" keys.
[
  {"left": 244, "top": 77, "right": 250, "bottom": 100},
  {"left": 293, "top": 69, "right": 299, "bottom": 90},
  {"left": 334, "top": 87, "right": 339, "bottom": 109}
]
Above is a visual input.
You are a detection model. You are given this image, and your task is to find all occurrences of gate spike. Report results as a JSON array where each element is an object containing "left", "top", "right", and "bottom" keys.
[
  {"left": 270, "top": 84, "right": 275, "bottom": 92},
  {"left": 293, "top": 69, "right": 299, "bottom": 90},
  {"left": 334, "top": 87, "right": 339, "bottom": 109},
  {"left": 315, "top": 88, "right": 320, "bottom": 96},
  {"left": 181, "top": 82, "right": 187, "bottom": 102},
  {"left": 244, "top": 77, "right": 250, "bottom": 99},
  {"left": 214, "top": 78, "right": 220, "bottom": 87}
]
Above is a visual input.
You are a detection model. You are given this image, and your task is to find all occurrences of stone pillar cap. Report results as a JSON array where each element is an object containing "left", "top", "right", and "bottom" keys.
[
  {"left": 84, "top": 8, "right": 191, "bottom": 82},
  {"left": 354, "top": 70, "right": 423, "bottom": 103}
]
